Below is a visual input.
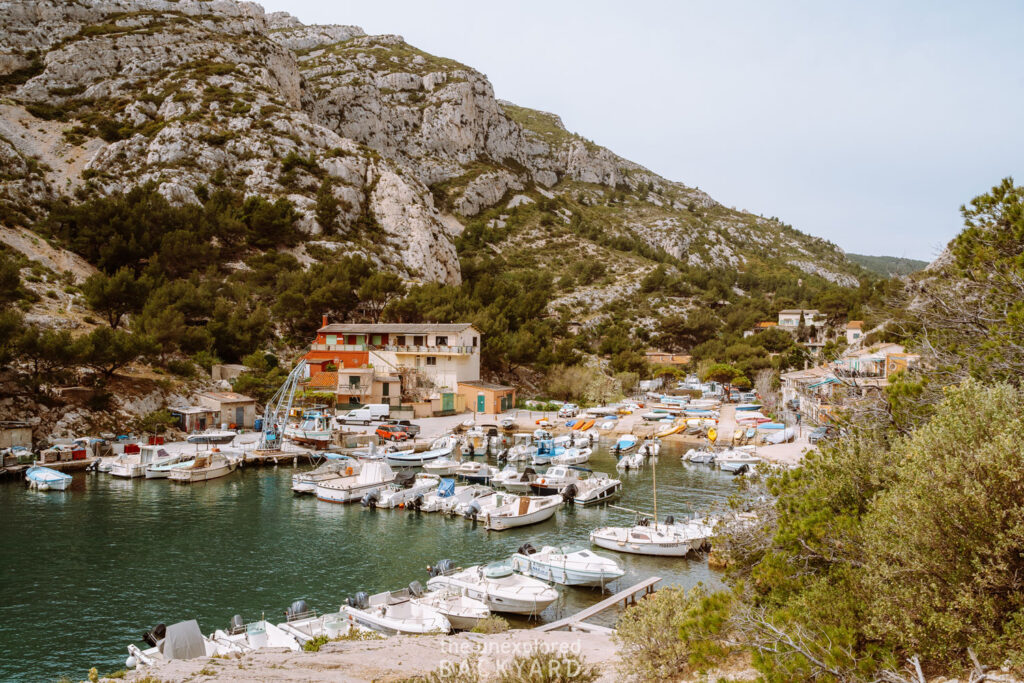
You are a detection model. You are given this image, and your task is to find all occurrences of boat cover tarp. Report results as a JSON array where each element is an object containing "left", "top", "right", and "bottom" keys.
[
  {"left": 437, "top": 478, "right": 455, "bottom": 497},
  {"left": 395, "top": 471, "right": 416, "bottom": 487},
  {"left": 160, "top": 619, "right": 206, "bottom": 660}
]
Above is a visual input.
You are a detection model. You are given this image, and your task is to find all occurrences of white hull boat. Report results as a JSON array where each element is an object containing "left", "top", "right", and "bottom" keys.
[
  {"left": 316, "top": 461, "right": 396, "bottom": 503},
  {"left": 340, "top": 587, "right": 450, "bottom": 634},
  {"left": 484, "top": 494, "right": 562, "bottom": 531},
  {"left": 167, "top": 451, "right": 239, "bottom": 483},
  {"left": 414, "top": 588, "right": 490, "bottom": 631},
  {"left": 422, "top": 456, "right": 461, "bottom": 475},
  {"left": 454, "top": 461, "right": 499, "bottom": 484},
  {"left": 111, "top": 445, "right": 174, "bottom": 479},
  {"left": 371, "top": 473, "right": 441, "bottom": 508},
  {"left": 590, "top": 521, "right": 700, "bottom": 557},
  {"left": 421, "top": 482, "right": 491, "bottom": 513},
  {"left": 277, "top": 610, "right": 373, "bottom": 646},
  {"left": 210, "top": 619, "right": 301, "bottom": 655},
  {"left": 637, "top": 439, "right": 660, "bottom": 457},
  {"left": 529, "top": 465, "right": 581, "bottom": 495},
  {"left": 511, "top": 544, "right": 624, "bottom": 587},
  {"left": 291, "top": 457, "right": 360, "bottom": 493},
  {"left": 551, "top": 447, "right": 591, "bottom": 466},
  {"left": 385, "top": 437, "right": 456, "bottom": 467},
  {"left": 684, "top": 448, "right": 717, "bottom": 465},
  {"left": 567, "top": 472, "right": 622, "bottom": 506},
  {"left": 616, "top": 453, "right": 644, "bottom": 470},
  {"left": 613, "top": 435, "right": 638, "bottom": 453},
  {"left": 25, "top": 465, "right": 71, "bottom": 491},
  {"left": 494, "top": 467, "right": 537, "bottom": 494},
  {"left": 145, "top": 453, "right": 195, "bottom": 479},
  {"left": 426, "top": 560, "right": 558, "bottom": 616},
  {"left": 125, "top": 619, "right": 217, "bottom": 670}
]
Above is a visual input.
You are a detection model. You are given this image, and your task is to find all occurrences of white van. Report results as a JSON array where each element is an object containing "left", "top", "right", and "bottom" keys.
[{"left": 340, "top": 404, "right": 391, "bottom": 425}]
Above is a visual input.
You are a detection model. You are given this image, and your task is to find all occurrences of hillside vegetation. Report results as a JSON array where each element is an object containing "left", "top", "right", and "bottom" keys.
[{"left": 846, "top": 253, "right": 928, "bottom": 277}]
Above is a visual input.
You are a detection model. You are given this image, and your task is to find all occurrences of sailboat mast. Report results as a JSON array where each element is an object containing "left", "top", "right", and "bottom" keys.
[{"left": 652, "top": 453, "right": 658, "bottom": 523}]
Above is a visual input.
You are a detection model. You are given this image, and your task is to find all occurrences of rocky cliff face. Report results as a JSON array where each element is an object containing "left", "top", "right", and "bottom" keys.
[{"left": 0, "top": 0, "right": 861, "bottom": 296}]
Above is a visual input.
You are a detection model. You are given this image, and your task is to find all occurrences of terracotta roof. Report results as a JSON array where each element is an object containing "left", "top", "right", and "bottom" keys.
[
  {"left": 307, "top": 372, "right": 339, "bottom": 389},
  {"left": 847, "top": 320, "right": 864, "bottom": 329},
  {"left": 318, "top": 323, "right": 477, "bottom": 334},
  {"left": 755, "top": 321, "right": 778, "bottom": 328}
]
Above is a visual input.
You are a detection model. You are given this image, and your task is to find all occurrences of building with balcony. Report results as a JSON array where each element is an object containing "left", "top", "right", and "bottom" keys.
[
  {"left": 303, "top": 320, "right": 482, "bottom": 399},
  {"left": 778, "top": 309, "right": 826, "bottom": 328},
  {"left": 305, "top": 369, "right": 401, "bottom": 407}
]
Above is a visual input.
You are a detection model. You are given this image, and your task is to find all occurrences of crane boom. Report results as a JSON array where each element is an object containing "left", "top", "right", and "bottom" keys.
[{"left": 256, "top": 360, "right": 307, "bottom": 452}]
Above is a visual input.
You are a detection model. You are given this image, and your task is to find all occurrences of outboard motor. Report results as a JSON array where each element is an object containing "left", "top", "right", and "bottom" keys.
[
  {"left": 428, "top": 559, "right": 453, "bottom": 578},
  {"left": 561, "top": 483, "right": 578, "bottom": 504},
  {"left": 464, "top": 500, "right": 481, "bottom": 519},
  {"left": 345, "top": 592, "right": 369, "bottom": 610},
  {"left": 285, "top": 599, "right": 309, "bottom": 621},
  {"left": 497, "top": 449, "right": 509, "bottom": 465},
  {"left": 361, "top": 490, "right": 380, "bottom": 508},
  {"left": 664, "top": 515, "right": 675, "bottom": 526},
  {"left": 409, "top": 493, "right": 424, "bottom": 511},
  {"left": 229, "top": 614, "right": 244, "bottom": 633},
  {"left": 517, "top": 542, "right": 537, "bottom": 556},
  {"left": 142, "top": 623, "right": 166, "bottom": 647},
  {"left": 408, "top": 580, "right": 424, "bottom": 597}
]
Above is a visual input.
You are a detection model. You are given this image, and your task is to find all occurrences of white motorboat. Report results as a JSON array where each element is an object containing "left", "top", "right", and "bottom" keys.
[
  {"left": 454, "top": 461, "right": 499, "bottom": 484},
  {"left": 684, "top": 448, "right": 717, "bottom": 465},
  {"left": 186, "top": 429, "right": 237, "bottom": 445},
  {"left": 210, "top": 618, "right": 301, "bottom": 654},
  {"left": 110, "top": 445, "right": 174, "bottom": 479},
  {"left": 616, "top": 453, "right": 644, "bottom": 470},
  {"left": 551, "top": 447, "right": 591, "bottom": 466},
  {"left": 291, "top": 456, "right": 360, "bottom": 494},
  {"left": 167, "top": 451, "right": 239, "bottom": 483},
  {"left": 277, "top": 610, "right": 373, "bottom": 646},
  {"left": 422, "top": 456, "right": 461, "bottom": 476},
  {"left": 484, "top": 494, "right": 563, "bottom": 531},
  {"left": 715, "top": 449, "right": 762, "bottom": 473},
  {"left": 316, "top": 461, "right": 396, "bottom": 503},
  {"left": 590, "top": 519, "right": 703, "bottom": 557},
  {"left": 637, "top": 438, "right": 660, "bottom": 457},
  {"left": 494, "top": 467, "right": 537, "bottom": 494},
  {"left": 340, "top": 587, "right": 450, "bottom": 635},
  {"left": 284, "top": 411, "right": 332, "bottom": 446},
  {"left": 566, "top": 472, "right": 622, "bottom": 506},
  {"left": 613, "top": 434, "right": 638, "bottom": 453},
  {"left": 420, "top": 481, "right": 491, "bottom": 513},
  {"left": 25, "top": 465, "right": 71, "bottom": 491},
  {"left": 385, "top": 435, "right": 456, "bottom": 467},
  {"left": 763, "top": 427, "right": 796, "bottom": 445},
  {"left": 455, "top": 491, "right": 502, "bottom": 518},
  {"left": 369, "top": 472, "right": 440, "bottom": 509},
  {"left": 511, "top": 544, "right": 624, "bottom": 587},
  {"left": 413, "top": 587, "right": 490, "bottom": 631},
  {"left": 529, "top": 465, "right": 582, "bottom": 495},
  {"left": 145, "top": 452, "right": 196, "bottom": 479},
  {"left": 125, "top": 619, "right": 218, "bottom": 670},
  {"left": 426, "top": 560, "right": 559, "bottom": 616}
]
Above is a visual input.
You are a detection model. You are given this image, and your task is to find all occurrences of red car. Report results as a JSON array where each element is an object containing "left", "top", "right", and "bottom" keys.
[{"left": 375, "top": 425, "right": 409, "bottom": 441}]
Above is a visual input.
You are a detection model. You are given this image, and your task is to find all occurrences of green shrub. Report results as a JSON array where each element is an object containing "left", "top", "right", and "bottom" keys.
[{"left": 469, "top": 615, "right": 509, "bottom": 634}]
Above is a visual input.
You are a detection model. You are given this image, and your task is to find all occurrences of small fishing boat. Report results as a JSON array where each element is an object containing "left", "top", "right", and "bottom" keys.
[
  {"left": 413, "top": 586, "right": 490, "bottom": 630},
  {"left": 422, "top": 456, "right": 461, "bottom": 476},
  {"left": 613, "top": 434, "right": 638, "bottom": 453},
  {"left": 616, "top": 452, "right": 644, "bottom": 470},
  {"left": 110, "top": 445, "right": 172, "bottom": 479},
  {"left": 426, "top": 560, "right": 559, "bottom": 615},
  {"left": 277, "top": 606, "right": 373, "bottom": 646},
  {"left": 316, "top": 461, "right": 396, "bottom": 503},
  {"left": 528, "top": 465, "right": 582, "bottom": 495},
  {"left": 284, "top": 411, "right": 332, "bottom": 446},
  {"left": 167, "top": 451, "right": 239, "bottom": 483},
  {"left": 638, "top": 439, "right": 660, "bottom": 457},
  {"left": 25, "top": 465, "right": 72, "bottom": 491},
  {"left": 492, "top": 467, "right": 537, "bottom": 494},
  {"left": 385, "top": 436, "right": 456, "bottom": 468},
  {"left": 125, "top": 619, "right": 218, "bottom": 670},
  {"left": 145, "top": 453, "right": 196, "bottom": 479},
  {"left": 367, "top": 472, "right": 440, "bottom": 509},
  {"left": 456, "top": 491, "right": 502, "bottom": 518},
  {"left": 291, "top": 455, "right": 360, "bottom": 494},
  {"left": 655, "top": 423, "right": 682, "bottom": 437},
  {"left": 420, "top": 481, "right": 491, "bottom": 514},
  {"left": 511, "top": 544, "right": 624, "bottom": 587},
  {"left": 684, "top": 448, "right": 717, "bottom": 465},
  {"left": 186, "top": 429, "right": 237, "bottom": 445},
  {"left": 210, "top": 618, "right": 301, "bottom": 654},
  {"left": 529, "top": 439, "right": 563, "bottom": 465},
  {"left": 763, "top": 427, "right": 796, "bottom": 444},
  {"left": 551, "top": 447, "right": 591, "bottom": 466},
  {"left": 735, "top": 403, "right": 762, "bottom": 411},
  {"left": 340, "top": 586, "right": 450, "bottom": 635},
  {"left": 564, "top": 472, "right": 622, "bottom": 506},
  {"left": 484, "top": 494, "right": 563, "bottom": 531},
  {"left": 591, "top": 519, "right": 700, "bottom": 557},
  {"left": 454, "top": 461, "right": 499, "bottom": 484}
]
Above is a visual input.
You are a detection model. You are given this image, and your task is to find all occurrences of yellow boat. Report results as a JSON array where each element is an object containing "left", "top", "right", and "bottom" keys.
[
  {"left": 579, "top": 419, "right": 595, "bottom": 431},
  {"left": 708, "top": 427, "right": 718, "bottom": 443},
  {"left": 571, "top": 420, "right": 584, "bottom": 431},
  {"left": 656, "top": 424, "right": 682, "bottom": 437}
]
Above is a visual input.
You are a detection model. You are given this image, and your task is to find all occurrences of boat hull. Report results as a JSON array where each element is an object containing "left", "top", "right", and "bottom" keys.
[
  {"left": 426, "top": 577, "right": 556, "bottom": 616},
  {"left": 168, "top": 462, "right": 237, "bottom": 483},
  {"left": 590, "top": 528, "right": 694, "bottom": 557},
  {"left": 511, "top": 557, "right": 623, "bottom": 587},
  {"left": 316, "top": 480, "right": 392, "bottom": 503},
  {"left": 573, "top": 481, "right": 622, "bottom": 506},
  {"left": 485, "top": 500, "right": 561, "bottom": 531}
]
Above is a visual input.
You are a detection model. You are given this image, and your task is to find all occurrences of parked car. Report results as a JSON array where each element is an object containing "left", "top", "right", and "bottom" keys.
[
  {"left": 557, "top": 404, "right": 579, "bottom": 418},
  {"left": 375, "top": 424, "right": 409, "bottom": 441},
  {"left": 393, "top": 420, "right": 421, "bottom": 438},
  {"left": 340, "top": 404, "right": 391, "bottom": 425}
]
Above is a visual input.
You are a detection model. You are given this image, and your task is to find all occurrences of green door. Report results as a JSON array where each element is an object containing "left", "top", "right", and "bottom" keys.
[
  {"left": 477, "top": 394, "right": 486, "bottom": 412},
  {"left": 441, "top": 393, "right": 454, "bottom": 412}
]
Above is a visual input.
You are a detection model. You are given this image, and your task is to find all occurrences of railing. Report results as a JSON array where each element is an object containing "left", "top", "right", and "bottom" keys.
[
  {"left": 309, "top": 343, "right": 367, "bottom": 351},
  {"left": 310, "top": 343, "right": 477, "bottom": 355}
]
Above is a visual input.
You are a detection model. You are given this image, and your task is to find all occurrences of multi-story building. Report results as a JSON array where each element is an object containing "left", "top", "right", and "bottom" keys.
[
  {"left": 303, "top": 320, "right": 484, "bottom": 404},
  {"left": 778, "top": 309, "right": 826, "bottom": 328}
]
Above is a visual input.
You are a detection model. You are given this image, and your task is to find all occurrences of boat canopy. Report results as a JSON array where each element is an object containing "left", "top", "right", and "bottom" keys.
[
  {"left": 160, "top": 620, "right": 206, "bottom": 660},
  {"left": 437, "top": 478, "right": 456, "bottom": 497}
]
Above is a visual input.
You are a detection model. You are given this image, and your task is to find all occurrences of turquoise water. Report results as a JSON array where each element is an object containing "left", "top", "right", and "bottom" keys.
[{"left": 0, "top": 442, "right": 738, "bottom": 681}]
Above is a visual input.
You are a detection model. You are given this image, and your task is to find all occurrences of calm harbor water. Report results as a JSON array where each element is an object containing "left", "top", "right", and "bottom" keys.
[{"left": 0, "top": 441, "right": 738, "bottom": 681}]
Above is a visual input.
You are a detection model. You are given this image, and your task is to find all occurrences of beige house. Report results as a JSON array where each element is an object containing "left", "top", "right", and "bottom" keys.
[
  {"left": 195, "top": 391, "right": 257, "bottom": 429},
  {"left": 778, "top": 309, "right": 825, "bottom": 328},
  {"left": 846, "top": 321, "right": 864, "bottom": 345}
]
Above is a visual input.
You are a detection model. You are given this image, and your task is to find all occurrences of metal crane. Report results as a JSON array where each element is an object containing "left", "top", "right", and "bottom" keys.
[{"left": 256, "top": 359, "right": 307, "bottom": 453}]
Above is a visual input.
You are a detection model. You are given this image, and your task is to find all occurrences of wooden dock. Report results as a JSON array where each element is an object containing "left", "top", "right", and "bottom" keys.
[{"left": 534, "top": 576, "right": 661, "bottom": 633}]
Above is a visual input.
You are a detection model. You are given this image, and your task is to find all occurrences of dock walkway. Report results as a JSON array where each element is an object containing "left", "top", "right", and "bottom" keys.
[{"left": 534, "top": 576, "right": 661, "bottom": 633}]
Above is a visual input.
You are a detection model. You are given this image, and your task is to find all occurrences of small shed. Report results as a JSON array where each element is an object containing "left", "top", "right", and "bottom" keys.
[
  {"left": 0, "top": 421, "right": 32, "bottom": 449},
  {"left": 168, "top": 406, "right": 219, "bottom": 432},
  {"left": 195, "top": 391, "right": 257, "bottom": 429},
  {"left": 458, "top": 381, "right": 517, "bottom": 415}
]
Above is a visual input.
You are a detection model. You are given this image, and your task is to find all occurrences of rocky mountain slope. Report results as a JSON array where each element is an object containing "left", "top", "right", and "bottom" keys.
[{"left": 0, "top": 0, "right": 863, "bottom": 321}]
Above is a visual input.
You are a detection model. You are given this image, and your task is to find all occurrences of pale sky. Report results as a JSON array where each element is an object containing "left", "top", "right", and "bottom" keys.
[{"left": 259, "top": 0, "right": 1024, "bottom": 261}]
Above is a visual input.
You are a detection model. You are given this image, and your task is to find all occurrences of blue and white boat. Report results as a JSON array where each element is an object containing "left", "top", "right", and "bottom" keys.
[
  {"left": 386, "top": 436, "right": 456, "bottom": 468},
  {"left": 613, "top": 434, "right": 638, "bottom": 454},
  {"left": 758, "top": 422, "right": 786, "bottom": 430},
  {"left": 26, "top": 465, "right": 72, "bottom": 491},
  {"left": 530, "top": 439, "right": 564, "bottom": 465},
  {"left": 145, "top": 454, "right": 196, "bottom": 479},
  {"left": 735, "top": 403, "right": 762, "bottom": 412}
]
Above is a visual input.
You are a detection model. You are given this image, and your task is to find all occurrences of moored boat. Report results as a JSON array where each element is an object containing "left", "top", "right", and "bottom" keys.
[
  {"left": 511, "top": 544, "right": 624, "bottom": 587},
  {"left": 186, "top": 429, "right": 237, "bottom": 445},
  {"left": 25, "top": 465, "right": 72, "bottom": 491},
  {"left": 590, "top": 519, "right": 699, "bottom": 557},
  {"left": 565, "top": 472, "right": 622, "bottom": 506},
  {"left": 144, "top": 452, "right": 196, "bottom": 479},
  {"left": 291, "top": 455, "right": 360, "bottom": 494},
  {"left": 426, "top": 559, "right": 559, "bottom": 615},
  {"left": 483, "top": 494, "right": 562, "bottom": 531},
  {"left": 340, "top": 586, "right": 450, "bottom": 635},
  {"left": 167, "top": 451, "right": 239, "bottom": 483},
  {"left": 316, "top": 461, "right": 396, "bottom": 503}
]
